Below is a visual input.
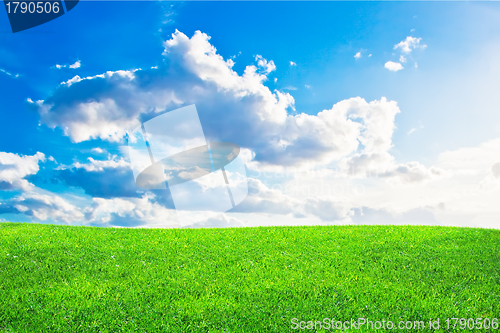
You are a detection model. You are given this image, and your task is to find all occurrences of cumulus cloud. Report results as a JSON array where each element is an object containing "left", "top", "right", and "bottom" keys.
[
  {"left": 379, "top": 160, "right": 446, "bottom": 183},
  {"left": 255, "top": 55, "right": 276, "bottom": 74},
  {"left": 21, "top": 29, "right": 496, "bottom": 228},
  {"left": 289, "top": 61, "right": 296, "bottom": 66},
  {"left": 385, "top": 61, "right": 404, "bottom": 72},
  {"left": 330, "top": 100, "right": 445, "bottom": 184},
  {"left": 492, "top": 162, "right": 500, "bottom": 178},
  {"left": 0, "top": 193, "right": 84, "bottom": 223},
  {"left": 394, "top": 36, "right": 427, "bottom": 54},
  {"left": 0, "top": 190, "right": 177, "bottom": 227},
  {"left": 0, "top": 152, "right": 45, "bottom": 191},
  {"left": 34, "top": 30, "right": 407, "bottom": 169},
  {"left": 229, "top": 178, "right": 356, "bottom": 223},
  {"left": 232, "top": 178, "right": 300, "bottom": 215},
  {"left": 84, "top": 193, "right": 179, "bottom": 227},
  {"left": 303, "top": 197, "right": 353, "bottom": 222},
  {"left": 354, "top": 52, "right": 362, "bottom": 59},
  {"left": 55, "top": 156, "right": 145, "bottom": 198},
  {"left": 340, "top": 151, "right": 446, "bottom": 184}
]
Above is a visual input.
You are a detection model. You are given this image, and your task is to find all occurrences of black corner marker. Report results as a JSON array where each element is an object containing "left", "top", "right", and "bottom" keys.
[{"left": 3, "top": 0, "right": 78, "bottom": 33}]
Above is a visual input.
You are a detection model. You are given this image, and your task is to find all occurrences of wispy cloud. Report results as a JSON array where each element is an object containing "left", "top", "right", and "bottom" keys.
[
  {"left": 354, "top": 49, "right": 368, "bottom": 59},
  {"left": 394, "top": 36, "right": 427, "bottom": 54},
  {"left": 289, "top": 61, "right": 296, "bottom": 66},
  {"left": 407, "top": 122, "right": 424, "bottom": 135},
  {"left": 0, "top": 68, "right": 20, "bottom": 78},
  {"left": 54, "top": 60, "right": 81, "bottom": 69}
]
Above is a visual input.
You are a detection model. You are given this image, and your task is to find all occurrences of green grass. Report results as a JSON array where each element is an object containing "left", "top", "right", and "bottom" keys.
[{"left": 0, "top": 223, "right": 499, "bottom": 332}]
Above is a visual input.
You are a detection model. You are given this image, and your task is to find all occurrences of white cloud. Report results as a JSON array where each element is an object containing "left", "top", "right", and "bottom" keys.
[
  {"left": 380, "top": 160, "right": 447, "bottom": 184},
  {"left": 340, "top": 152, "right": 446, "bottom": 184},
  {"left": 329, "top": 103, "right": 443, "bottom": 184},
  {"left": 289, "top": 61, "right": 296, "bottom": 66},
  {"left": 436, "top": 138, "right": 500, "bottom": 173},
  {"left": 84, "top": 193, "right": 179, "bottom": 227},
  {"left": 384, "top": 61, "right": 404, "bottom": 72},
  {"left": 55, "top": 155, "right": 140, "bottom": 199},
  {"left": 69, "top": 60, "right": 81, "bottom": 69},
  {"left": 407, "top": 123, "right": 423, "bottom": 135},
  {"left": 35, "top": 30, "right": 406, "bottom": 169},
  {"left": 0, "top": 152, "right": 45, "bottom": 191},
  {"left": 303, "top": 197, "right": 353, "bottom": 222},
  {"left": 255, "top": 55, "right": 276, "bottom": 75},
  {"left": 234, "top": 178, "right": 301, "bottom": 215},
  {"left": 22, "top": 29, "right": 500, "bottom": 229},
  {"left": 354, "top": 52, "right": 362, "bottom": 59},
  {"left": 394, "top": 36, "right": 427, "bottom": 54},
  {"left": 185, "top": 213, "right": 245, "bottom": 228},
  {"left": 304, "top": 84, "right": 311, "bottom": 89},
  {"left": 1, "top": 193, "right": 84, "bottom": 223},
  {"left": 92, "top": 147, "right": 105, "bottom": 154},
  {"left": 69, "top": 156, "right": 129, "bottom": 172},
  {"left": 399, "top": 55, "right": 407, "bottom": 63},
  {"left": 492, "top": 162, "right": 500, "bottom": 178},
  {"left": 0, "top": 190, "right": 178, "bottom": 227},
  {"left": 54, "top": 60, "right": 82, "bottom": 69},
  {"left": 0, "top": 68, "right": 20, "bottom": 78}
]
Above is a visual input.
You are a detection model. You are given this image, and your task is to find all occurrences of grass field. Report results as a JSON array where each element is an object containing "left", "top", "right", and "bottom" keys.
[{"left": 0, "top": 222, "right": 499, "bottom": 332}]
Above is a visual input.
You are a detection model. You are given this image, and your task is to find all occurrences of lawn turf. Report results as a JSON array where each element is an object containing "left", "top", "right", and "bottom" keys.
[{"left": 0, "top": 223, "right": 499, "bottom": 332}]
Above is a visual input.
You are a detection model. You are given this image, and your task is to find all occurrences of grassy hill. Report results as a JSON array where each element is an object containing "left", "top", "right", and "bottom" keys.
[{"left": 0, "top": 222, "right": 499, "bottom": 332}]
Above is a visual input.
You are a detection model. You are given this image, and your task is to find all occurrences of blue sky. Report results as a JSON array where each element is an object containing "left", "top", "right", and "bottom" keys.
[{"left": 1, "top": 1, "right": 499, "bottom": 228}]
